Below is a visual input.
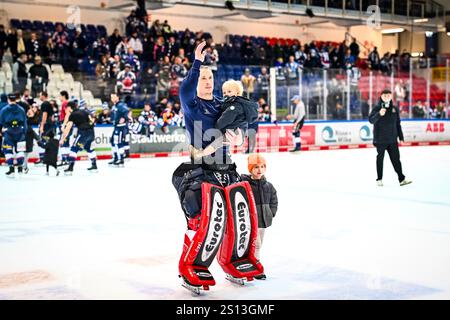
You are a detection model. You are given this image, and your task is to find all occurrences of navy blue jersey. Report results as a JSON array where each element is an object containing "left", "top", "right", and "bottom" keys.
[
  {"left": 180, "top": 59, "right": 224, "bottom": 153},
  {"left": 113, "top": 102, "right": 129, "bottom": 127},
  {"left": 0, "top": 103, "right": 27, "bottom": 134}
]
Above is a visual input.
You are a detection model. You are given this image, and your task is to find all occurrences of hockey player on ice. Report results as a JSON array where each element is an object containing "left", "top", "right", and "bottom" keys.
[{"left": 172, "top": 41, "right": 264, "bottom": 295}]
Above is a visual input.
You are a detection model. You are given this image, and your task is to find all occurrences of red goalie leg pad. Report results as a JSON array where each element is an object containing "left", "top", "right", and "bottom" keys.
[
  {"left": 218, "top": 182, "right": 264, "bottom": 279},
  {"left": 178, "top": 182, "right": 227, "bottom": 287}
]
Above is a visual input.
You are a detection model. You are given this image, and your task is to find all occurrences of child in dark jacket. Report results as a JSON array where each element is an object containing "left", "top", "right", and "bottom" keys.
[
  {"left": 241, "top": 154, "right": 278, "bottom": 280},
  {"left": 190, "top": 80, "right": 258, "bottom": 160},
  {"left": 37, "top": 131, "right": 60, "bottom": 176}
]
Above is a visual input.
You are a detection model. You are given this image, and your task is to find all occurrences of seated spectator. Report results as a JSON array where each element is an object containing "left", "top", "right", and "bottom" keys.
[
  {"left": 109, "top": 54, "right": 122, "bottom": 79},
  {"left": 436, "top": 101, "right": 446, "bottom": 119},
  {"left": 368, "top": 46, "right": 380, "bottom": 71},
  {"left": 412, "top": 100, "right": 426, "bottom": 118},
  {"left": 161, "top": 104, "right": 174, "bottom": 133},
  {"left": 168, "top": 73, "right": 180, "bottom": 102},
  {"left": 171, "top": 56, "right": 188, "bottom": 81},
  {"left": 28, "top": 56, "right": 49, "bottom": 97},
  {"left": 116, "top": 64, "right": 137, "bottom": 95},
  {"left": 97, "top": 104, "right": 113, "bottom": 124}
]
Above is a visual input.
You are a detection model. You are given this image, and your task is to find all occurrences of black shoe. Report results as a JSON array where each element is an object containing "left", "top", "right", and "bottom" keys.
[
  {"left": 290, "top": 148, "right": 300, "bottom": 152},
  {"left": 17, "top": 166, "right": 23, "bottom": 174},
  {"left": 5, "top": 166, "right": 15, "bottom": 177},
  {"left": 108, "top": 159, "right": 117, "bottom": 165},
  {"left": 254, "top": 274, "right": 267, "bottom": 280}
]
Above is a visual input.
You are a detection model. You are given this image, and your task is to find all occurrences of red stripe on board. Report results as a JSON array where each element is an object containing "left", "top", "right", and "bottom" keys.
[{"left": 0, "top": 142, "right": 448, "bottom": 164}]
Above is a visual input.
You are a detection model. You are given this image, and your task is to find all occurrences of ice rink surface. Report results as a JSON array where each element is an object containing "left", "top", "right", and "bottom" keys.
[{"left": 0, "top": 146, "right": 449, "bottom": 300}]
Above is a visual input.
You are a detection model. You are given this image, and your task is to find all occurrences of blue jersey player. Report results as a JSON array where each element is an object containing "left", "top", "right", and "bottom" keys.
[
  {"left": 0, "top": 93, "right": 27, "bottom": 177},
  {"left": 109, "top": 93, "right": 129, "bottom": 167}
]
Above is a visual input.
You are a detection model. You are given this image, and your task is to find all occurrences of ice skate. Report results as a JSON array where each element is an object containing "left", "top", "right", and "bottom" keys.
[
  {"left": 180, "top": 276, "right": 205, "bottom": 295},
  {"left": 400, "top": 179, "right": 412, "bottom": 186},
  {"left": 113, "top": 159, "right": 124, "bottom": 167},
  {"left": 64, "top": 163, "right": 74, "bottom": 176},
  {"left": 87, "top": 163, "right": 98, "bottom": 172},
  {"left": 5, "top": 166, "right": 15, "bottom": 178},
  {"left": 225, "top": 273, "right": 249, "bottom": 285},
  {"left": 254, "top": 273, "right": 267, "bottom": 280}
]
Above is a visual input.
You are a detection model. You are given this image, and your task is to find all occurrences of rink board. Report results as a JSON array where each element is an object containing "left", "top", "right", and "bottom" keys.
[{"left": 6, "top": 120, "right": 450, "bottom": 161}]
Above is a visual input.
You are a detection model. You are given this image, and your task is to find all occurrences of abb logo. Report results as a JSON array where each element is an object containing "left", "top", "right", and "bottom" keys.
[{"left": 426, "top": 123, "right": 445, "bottom": 133}]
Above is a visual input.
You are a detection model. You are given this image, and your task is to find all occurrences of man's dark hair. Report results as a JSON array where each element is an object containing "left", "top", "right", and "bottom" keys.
[
  {"left": 60, "top": 91, "right": 69, "bottom": 99},
  {"left": 40, "top": 91, "right": 48, "bottom": 98}
]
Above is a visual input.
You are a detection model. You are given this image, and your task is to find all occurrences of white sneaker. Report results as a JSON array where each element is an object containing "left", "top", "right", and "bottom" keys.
[
  {"left": 377, "top": 180, "right": 383, "bottom": 187},
  {"left": 400, "top": 179, "right": 412, "bottom": 186}
]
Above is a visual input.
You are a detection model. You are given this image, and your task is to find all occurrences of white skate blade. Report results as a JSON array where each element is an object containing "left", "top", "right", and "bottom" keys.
[
  {"left": 225, "top": 274, "right": 246, "bottom": 286},
  {"left": 181, "top": 278, "right": 201, "bottom": 295}
]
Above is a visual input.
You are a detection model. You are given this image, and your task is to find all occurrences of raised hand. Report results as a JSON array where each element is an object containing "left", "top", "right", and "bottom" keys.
[{"left": 195, "top": 41, "right": 207, "bottom": 63}]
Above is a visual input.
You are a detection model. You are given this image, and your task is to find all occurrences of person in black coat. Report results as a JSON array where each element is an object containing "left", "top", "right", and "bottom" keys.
[
  {"left": 37, "top": 130, "right": 60, "bottom": 176},
  {"left": 369, "top": 89, "right": 412, "bottom": 186},
  {"left": 241, "top": 154, "right": 278, "bottom": 280}
]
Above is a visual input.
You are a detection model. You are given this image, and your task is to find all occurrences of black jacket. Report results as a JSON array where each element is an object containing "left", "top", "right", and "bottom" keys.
[
  {"left": 369, "top": 99, "right": 404, "bottom": 145},
  {"left": 38, "top": 137, "right": 59, "bottom": 165},
  {"left": 216, "top": 96, "right": 258, "bottom": 133},
  {"left": 241, "top": 174, "right": 278, "bottom": 229}
]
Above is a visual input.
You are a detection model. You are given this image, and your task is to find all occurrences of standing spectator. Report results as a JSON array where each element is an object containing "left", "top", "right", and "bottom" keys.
[
  {"left": 16, "top": 29, "right": 26, "bottom": 57},
  {"left": 329, "top": 44, "right": 341, "bottom": 69},
  {"left": 92, "top": 37, "right": 109, "bottom": 61},
  {"left": 368, "top": 47, "right": 381, "bottom": 71},
  {"left": 257, "top": 67, "right": 270, "bottom": 102},
  {"left": 96, "top": 55, "right": 110, "bottom": 100},
  {"left": 72, "top": 29, "right": 87, "bottom": 62},
  {"left": 0, "top": 25, "right": 7, "bottom": 64},
  {"left": 157, "top": 64, "right": 171, "bottom": 100},
  {"left": 412, "top": 100, "right": 425, "bottom": 118},
  {"left": 285, "top": 55, "right": 299, "bottom": 80},
  {"left": 166, "top": 36, "right": 179, "bottom": 60},
  {"left": 115, "top": 36, "right": 129, "bottom": 57},
  {"left": 241, "top": 37, "right": 254, "bottom": 65},
  {"left": 203, "top": 43, "right": 219, "bottom": 74},
  {"left": 52, "top": 24, "right": 69, "bottom": 65},
  {"left": 343, "top": 48, "right": 355, "bottom": 70},
  {"left": 41, "top": 38, "right": 56, "bottom": 65},
  {"left": 349, "top": 37, "right": 360, "bottom": 60},
  {"left": 59, "top": 90, "right": 69, "bottom": 125},
  {"left": 153, "top": 36, "right": 166, "bottom": 62},
  {"left": 108, "top": 29, "right": 122, "bottom": 56},
  {"left": 109, "top": 54, "right": 122, "bottom": 79},
  {"left": 28, "top": 56, "right": 49, "bottom": 97},
  {"left": 436, "top": 101, "right": 446, "bottom": 119},
  {"left": 241, "top": 68, "right": 256, "bottom": 100},
  {"left": 12, "top": 53, "right": 28, "bottom": 93},
  {"left": 26, "top": 32, "right": 41, "bottom": 60},
  {"left": 6, "top": 29, "right": 18, "bottom": 60},
  {"left": 128, "top": 30, "right": 143, "bottom": 56},
  {"left": 121, "top": 47, "right": 141, "bottom": 74}
]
